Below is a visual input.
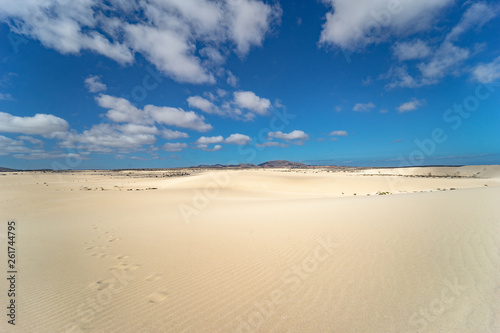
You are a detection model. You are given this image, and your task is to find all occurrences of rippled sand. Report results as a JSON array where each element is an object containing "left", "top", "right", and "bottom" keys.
[{"left": 1, "top": 166, "right": 499, "bottom": 332}]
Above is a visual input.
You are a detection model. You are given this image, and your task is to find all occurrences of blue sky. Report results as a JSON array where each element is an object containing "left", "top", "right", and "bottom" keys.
[{"left": 0, "top": 0, "right": 499, "bottom": 169}]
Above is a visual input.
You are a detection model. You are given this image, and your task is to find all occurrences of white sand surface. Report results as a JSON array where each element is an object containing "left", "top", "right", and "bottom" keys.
[{"left": 1, "top": 166, "right": 499, "bottom": 332}]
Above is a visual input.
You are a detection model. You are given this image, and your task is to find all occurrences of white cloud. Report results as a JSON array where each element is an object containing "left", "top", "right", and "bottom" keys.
[
  {"left": 84, "top": 75, "right": 107, "bottom": 93},
  {"left": 187, "top": 96, "right": 222, "bottom": 115},
  {"left": 0, "top": 1, "right": 133, "bottom": 64},
  {"left": 59, "top": 123, "right": 156, "bottom": 152},
  {"left": 18, "top": 135, "right": 43, "bottom": 145},
  {"left": 268, "top": 130, "right": 309, "bottom": 141},
  {"left": 0, "top": 93, "right": 14, "bottom": 101},
  {"left": 227, "top": 70, "right": 239, "bottom": 87},
  {"left": 0, "top": 0, "right": 280, "bottom": 85},
  {"left": 96, "top": 94, "right": 212, "bottom": 132},
  {"left": 319, "top": 0, "right": 453, "bottom": 49},
  {"left": 163, "top": 142, "right": 188, "bottom": 152},
  {"left": 384, "top": 2, "right": 499, "bottom": 89},
  {"left": 13, "top": 152, "right": 88, "bottom": 160},
  {"left": 256, "top": 141, "right": 288, "bottom": 147},
  {"left": 224, "top": 133, "right": 251, "bottom": 145},
  {"left": 352, "top": 102, "right": 376, "bottom": 112},
  {"left": 472, "top": 56, "right": 500, "bottom": 83},
  {"left": 226, "top": 0, "right": 281, "bottom": 55},
  {"left": 125, "top": 24, "right": 215, "bottom": 84},
  {"left": 383, "top": 65, "right": 432, "bottom": 89},
  {"left": 118, "top": 124, "right": 158, "bottom": 135},
  {"left": 96, "top": 95, "right": 150, "bottom": 125},
  {"left": 329, "top": 130, "right": 348, "bottom": 136},
  {"left": 233, "top": 91, "right": 271, "bottom": 115},
  {"left": 195, "top": 136, "right": 224, "bottom": 145},
  {"left": 446, "top": 2, "right": 499, "bottom": 42},
  {"left": 147, "top": 105, "right": 212, "bottom": 132},
  {"left": 197, "top": 144, "right": 222, "bottom": 152},
  {"left": 397, "top": 99, "right": 424, "bottom": 113},
  {"left": 418, "top": 42, "right": 469, "bottom": 80},
  {"left": 189, "top": 90, "right": 278, "bottom": 120},
  {"left": 0, "top": 111, "right": 69, "bottom": 135},
  {"left": 393, "top": 40, "right": 431, "bottom": 61},
  {"left": 162, "top": 129, "right": 189, "bottom": 140},
  {"left": 0, "top": 135, "right": 31, "bottom": 155}
]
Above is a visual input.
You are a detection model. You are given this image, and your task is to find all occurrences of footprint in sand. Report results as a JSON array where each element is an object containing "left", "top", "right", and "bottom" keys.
[
  {"left": 89, "top": 279, "right": 114, "bottom": 291},
  {"left": 111, "top": 263, "right": 141, "bottom": 271},
  {"left": 116, "top": 255, "right": 130, "bottom": 260},
  {"left": 148, "top": 290, "right": 168, "bottom": 303},
  {"left": 109, "top": 238, "right": 120, "bottom": 242},
  {"left": 125, "top": 264, "right": 141, "bottom": 271},
  {"left": 146, "top": 274, "right": 162, "bottom": 282},
  {"left": 86, "top": 246, "right": 97, "bottom": 250},
  {"left": 111, "top": 263, "right": 129, "bottom": 270}
]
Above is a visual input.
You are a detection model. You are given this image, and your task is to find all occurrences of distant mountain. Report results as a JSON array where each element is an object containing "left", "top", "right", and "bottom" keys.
[
  {"left": 191, "top": 160, "right": 309, "bottom": 168},
  {"left": 0, "top": 167, "right": 17, "bottom": 172},
  {"left": 193, "top": 163, "right": 256, "bottom": 169},
  {"left": 258, "top": 160, "right": 308, "bottom": 168}
]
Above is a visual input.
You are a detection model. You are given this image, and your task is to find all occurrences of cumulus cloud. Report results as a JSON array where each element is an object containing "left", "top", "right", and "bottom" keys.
[
  {"left": 233, "top": 91, "right": 271, "bottom": 115},
  {"left": 189, "top": 90, "right": 276, "bottom": 120},
  {"left": 162, "top": 129, "right": 189, "bottom": 140},
  {"left": 18, "top": 135, "right": 44, "bottom": 145},
  {"left": 256, "top": 141, "right": 288, "bottom": 147},
  {"left": 0, "top": 0, "right": 280, "bottom": 85},
  {"left": 471, "top": 56, "right": 500, "bottom": 83},
  {"left": 187, "top": 96, "right": 222, "bottom": 115},
  {"left": 268, "top": 130, "right": 309, "bottom": 141},
  {"left": 13, "top": 152, "right": 88, "bottom": 160},
  {"left": 397, "top": 99, "right": 424, "bottom": 113},
  {"left": 197, "top": 144, "right": 222, "bottom": 152},
  {"left": 0, "top": 1, "right": 133, "bottom": 64},
  {"left": 194, "top": 133, "right": 250, "bottom": 149},
  {"left": 118, "top": 124, "right": 158, "bottom": 135},
  {"left": 384, "top": 2, "right": 499, "bottom": 89},
  {"left": 96, "top": 95, "right": 150, "bottom": 124},
  {"left": 0, "top": 111, "right": 69, "bottom": 135},
  {"left": 393, "top": 40, "right": 431, "bottom": 61},
  {"left": 84, "top": 75, "right": 107, "bottom": 93},
  {"left": 352, "top": 102, "right": 376, "bottom": 112},
  {"left": 0, "top": 135, "right": 32, "bottom": 155},
  {"left": 125, "top": 24, "right": 215, "bottom": 84},
  {"left": 147, "top": 105, "right": 212, "bottom": 132},
  {"left": 227, "top": 0, "right": 282, "bottom": 55},
  {"left": 59, "top": 123, "right": 156, "bottom": 152},
  {"left": 224, "top": 133, "right": 251, "bottom": 145},
  {"left": 96, "top": 94, "right": 212, "bottom": 132},
  {"left": 329, "top": 130, "right": 348, "bottom": 136},
  {"left": 163, "top": 142, "right": 188, "bottom": 152},
  {"left": 319, "top": 0, "right": 453, "bottom": 50},
  {"left": 195, "top": 136, "right": 224, "bottom": 145}
]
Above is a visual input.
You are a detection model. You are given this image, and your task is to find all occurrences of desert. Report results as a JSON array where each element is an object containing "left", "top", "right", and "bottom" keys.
[{"left": 1, "top": 164, "right": 499, "bottom": 332}]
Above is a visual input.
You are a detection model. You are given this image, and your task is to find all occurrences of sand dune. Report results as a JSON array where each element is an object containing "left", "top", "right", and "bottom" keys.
[{"left": 1, "top": 166, "right": 499, "bottom": 332}]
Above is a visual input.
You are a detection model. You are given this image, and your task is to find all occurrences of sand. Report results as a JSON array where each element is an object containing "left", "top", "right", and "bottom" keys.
[{"left": 1, "top": 165, "right": 499, "bottom": 332}]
